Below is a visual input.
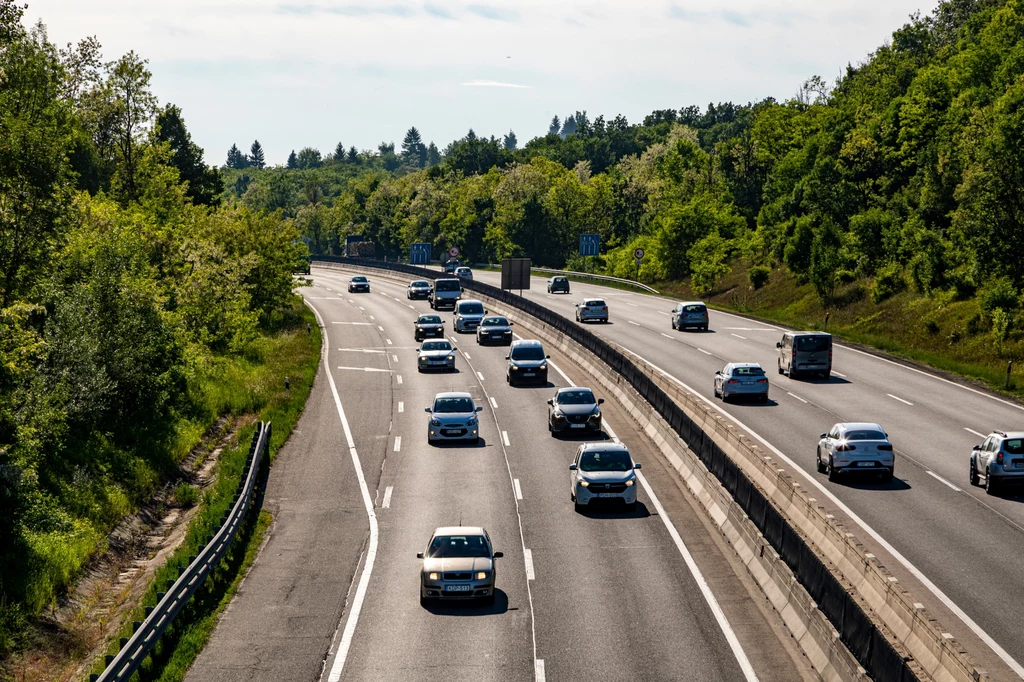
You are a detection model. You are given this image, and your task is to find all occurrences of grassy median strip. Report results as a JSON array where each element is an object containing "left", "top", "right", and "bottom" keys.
[{"left": 85, "top": 298, "right": 320, "bottom": 680}]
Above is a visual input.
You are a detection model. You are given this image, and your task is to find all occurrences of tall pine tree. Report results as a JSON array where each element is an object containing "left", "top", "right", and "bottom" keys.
[
  {"left": 348, "top": 146, "right": 359, "bottom": 163},
  {"left": 226, "top": 143, "right": 248, "bottom": 169},
  {"left": 401, "top": 126, "right": 426, "bottom": 167},
  {"left": 286, "top": 149, "right": 298, "bottom": 169},
  {"left": 334, "top": 141, "right": 346, "bottom": 161},
  {"left": 548, "top": 116, "right": 561, "bottom": 136},
  {"left": 426, "top": 142, "right": 441, "bottom": 167},
  {"left": 249, "top": 139, "right": 265, "bottom": 169},
  {"left": 503, "top": 129, "right": 517, "bottom": 150}
]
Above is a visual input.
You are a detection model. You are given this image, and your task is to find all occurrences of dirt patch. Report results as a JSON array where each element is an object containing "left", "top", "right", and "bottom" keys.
[{"left": 2, "top": 415, "right": 255, "bottom": 682}]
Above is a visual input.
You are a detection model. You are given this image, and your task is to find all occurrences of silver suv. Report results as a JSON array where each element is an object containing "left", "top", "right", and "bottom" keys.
[
  {"left": 454, "top": 299, "right": 486, "bottom": 333},
  {"left": 816, "top": 422, "right": 894, "bottom": 483},
  {"left": 970, "top": 430, "right": 1024, "bottom": 494},
  {"left": 569, "top": 443, "right": 640, "bottom": 512},
  {"left": 425, "top": 392, "right": 482, "bottom": 445}
]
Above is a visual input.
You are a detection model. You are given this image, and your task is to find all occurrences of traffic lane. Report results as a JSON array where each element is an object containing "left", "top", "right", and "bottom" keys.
[
  {"left": 186, "top": 283, "right": 375, "bottom": 682},
  {"left": 335, "top": 338, "right": 534, "bottom": 682},
  {"left": 460, "top": 324, "right": 790, "bottom": 681}
]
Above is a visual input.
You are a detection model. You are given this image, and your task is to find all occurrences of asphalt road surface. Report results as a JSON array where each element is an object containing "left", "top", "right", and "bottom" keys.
[
  {"left": 462, "top": 267, "right": 1024, "bottom": 680},
  {"left": 187, "top": 268, "right": 815, "bottom": 682}
]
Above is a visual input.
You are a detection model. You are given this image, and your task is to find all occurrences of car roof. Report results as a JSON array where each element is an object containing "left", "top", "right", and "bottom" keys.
[
  {"left": 457, "top": 298, "right": 483, "bottom": 304},
  {"left": 482, "top": 315, "right": 507, "bottom": 321},
  {"left": 411, "top": 280, "right": 429, "bottom": 284},
  {"left": 582, "top": 297, "right": 606, "bottom": 302},
  {"left": 678, "top": 301, "right": 706, "bottom": 306},
  {"left": 434, "top": 391, "right": 472, "bottom": 400},
  {"left": 579, "top": 442, "right": 630, "bottom": 453},
  {"left": 789, "top": 331, "right": 832, "bottom": 337},
  {"left": 351, "top": 275, "right": 366, "bottom": 279},
  {"left": 511, "top": 339, "right": 543, "bottom": 348},
  {"left": 837, "top": 422, "right": 885, "bottom": 431},
  {"left": 992, "top": 431, "right": 1024, "bottom": 439},
  {"left": 557, "top": 386, "right": 593, "bottom": 394},
  {"left": 456, "top": 266, "right": 471, "bottom": 270},
  {"left": 728, "top": 362, "right": 762, "bottom": 369},
  {"left": 433, "top": 526, "right": 486, "bottom": 536}
]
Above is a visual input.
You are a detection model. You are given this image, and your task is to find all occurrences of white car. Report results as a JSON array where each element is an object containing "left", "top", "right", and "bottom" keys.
[
  {"left": 426, "top": 392, "right": 483, "bottom": 444},
  {"left": 575, "top": 298, "right": 608, "bottom": 323},
  {"left": 417, "top": 340, "right": 457, "bottom": 372},
  {"left": 454, "top": 299, "right": 486, "bottom": 333},
  {"left": 455, "top": 266, "right": 474, "bottom": 280},
  {"left": 569, "top": 443, "right": 640, "bottom": 512},
  {"left": 816, "top": 422, "right": 894, "bottom": 483}
]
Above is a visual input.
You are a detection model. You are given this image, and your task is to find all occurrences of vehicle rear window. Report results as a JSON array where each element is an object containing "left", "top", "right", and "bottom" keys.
[
  {"left": 433, "top": 397, "right": 473, "bottom": 413},
  {"left": 1003, "top": 439, "right": 1024, "bottom": 454},
  {"left": 585, "top": 300, "right": 605, "bottom": 307},
  {"left": 427, "top": 535, "right": 490, "bottom": 558},
  {"left": 732, "top": 366, "right": 764, "bottom": 377},
  {"left": 434, "top": 279, "right": 460, "bottom": 292},
  {"left": 554, "top": 277, "right": 567, "bottom": 283},
  {"left": 557, "top": 389, "right": 596, "bottom": 405},
  {"left": 579, "top": 450, "right": 632, "bottom": 472},
  {"left": 421, "top": 341, "right": 451, "bottom": 351},
  {"left": 418, "top": 315, "right": 441, "bottom": 324},
  {"left": 845, "top": 430, "right": 887, "bottom": 441},
  {"left": 458, "top": 302, "right": 484, "bottom": 315},
  {"left": 481, "top": 317, "right": 508, "bottom": 327},
  {"left": 795, "top": 335, "right": 830, "bottom": 352},
  {"left": 511, "top": 346, "right": 545, "bottom": 361},
  {"left": 683, "top": 304, "right": 706, "bottom": 313}
]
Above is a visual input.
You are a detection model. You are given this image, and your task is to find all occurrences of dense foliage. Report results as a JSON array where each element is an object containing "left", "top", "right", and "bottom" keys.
[{"left": 0, "top": 4, "right": 301, "bottom": 653}]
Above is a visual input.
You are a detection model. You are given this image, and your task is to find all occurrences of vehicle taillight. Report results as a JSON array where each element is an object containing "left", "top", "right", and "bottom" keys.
[
  {"left": 727, "top": 379, "right": 739, "bottom": 385},
  {"left": 997, "top": 451, "right": 1004, "bottom": 465},
  {"left": 877, "top": 444, "right": 893, "bottom": 451},
  {"left": 836, "top": 443, "right": 856, "bottom": 452},
  {"left": 757, "top": 378, "right": 768, "bottom": 383},
  {"left": 601, "top": 306, "right": 607, "bottom": 311}
]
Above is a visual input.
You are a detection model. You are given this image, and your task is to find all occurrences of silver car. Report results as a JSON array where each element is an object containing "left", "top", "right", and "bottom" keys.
[
  {"left": 425, "top": 392, "right": 483, "bottom": 444},
  {"left": 816, "top": 422, "right": 894, "bottom": 483},
  {"left": 454, "top": 299, "right": 486, "bottom": 333},
  {"left": 455, "top": 266, "right": 474, "bottom": 280},
  {"left": 418, "top": 526, "right": 503, "bottom": 606},
  {"left": 970, "top": 430, "right": 1024, "bottom": 494},
  {"left": 575, "top": 298, "right": 608, "bottom": 323},
  {"left": 569, "top": 443, "right": 640, "bottom": 512},
  {"left": 714, "top": 363, "right": 769, "bottom": 402},
  {"left": 408, "top": 280, "right": 433, "bottom": 300},
  {"left": 476, "top": 315, "right": 513, "bottom": 345},
  {"left": 671, "top": 301, "right": 709, "bottom": 331},
  {"left": 417, "top": 340, "right": 457, "bottom": 372}
]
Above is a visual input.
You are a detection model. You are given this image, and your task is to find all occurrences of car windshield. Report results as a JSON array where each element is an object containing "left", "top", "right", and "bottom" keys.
[
  {"left": 683, "top": 304, "right": 706, "bottom": 313},
  {"left": 411, "top": 281, "right": 429, "bottom": 287},
  {"left": 352, "top": 277, "right": 367, "bottom": 283},
  {"left": 579, "top": 450, "right": 633, "bottom": 472},
  {"left": 731, "top": 366, "right": 764, "bottom": 377},
  {"left": 421, "top": 341, "right": 452, "bottom": 352},
  {"left": 1004, "top": 439, "right": 1024, "bottom": 454},
  {"left": 844, "top": 429, "right": 887, "bottom": 441},
  {"left": 433, "top": 397, "right": 474, "bottom": 413},
  {"left": 585, "top": 300, "right": 605, "bottom": 307},
  {"left": 795, "top": 335, "right": 830, "bottom": 352},
  {"left": 557, "top": 389, "right": 596, "bottom": 405},
  {"left": 427, "top": 535, "right": 490, "bottom": 558},
  {"left": 435, "top": 280, "right": 460, "bottom": 292},
  {"left": 511, "top": 346, "right": 545, "bottom": 361},
  {"left": 481, "top": 317, "right": 508, "bottom": 327},
  {"left": 458, "top": 303, "right": 484, "bottom": 315},
  {"left": 418, "top": 315, "right": 441, "bottom": 324}
]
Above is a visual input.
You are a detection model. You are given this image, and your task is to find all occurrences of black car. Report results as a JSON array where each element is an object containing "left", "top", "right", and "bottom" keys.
[
  {"left": 408, "top": 280, "right": 433, "bottom": 300},
  {"left": 548, "top": 387, "right": 604, "bottom": 437},
  {"left": 506, "top": 339, "right": 549, "bottom": 386},
  {"left": 348, "top": 276, "right": 370, "bottom": 293},
  {"left": 547, "top": 276, "right": 570, "bottom": 294},
  {"left": 476, "top": 316, "right": 514, "bottom": 345},
  {"left": 414, "top": 314, "right": 445, "bottom": 342}
]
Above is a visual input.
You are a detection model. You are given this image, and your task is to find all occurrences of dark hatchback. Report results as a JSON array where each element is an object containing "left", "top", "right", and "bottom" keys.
[{"left": 548, "top": 387, "right": 604, "bottom": 436}]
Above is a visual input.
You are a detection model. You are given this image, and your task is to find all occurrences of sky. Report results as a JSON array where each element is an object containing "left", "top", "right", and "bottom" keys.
[{"left": 27, "top": 0, "right": 931, "bottom": 166}]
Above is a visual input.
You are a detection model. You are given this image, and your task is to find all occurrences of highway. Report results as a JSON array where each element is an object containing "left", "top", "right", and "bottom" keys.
[
  {"left": 459, "top": 267, "right": 1024, "bottom": 679},
  {"left": 186, "top": 268, "right": 814, "bottom": 682}
]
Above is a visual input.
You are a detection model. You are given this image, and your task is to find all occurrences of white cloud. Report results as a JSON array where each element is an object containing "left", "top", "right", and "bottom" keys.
[{"left": 25, "top": 0, "right": 931, "bottom": 164}]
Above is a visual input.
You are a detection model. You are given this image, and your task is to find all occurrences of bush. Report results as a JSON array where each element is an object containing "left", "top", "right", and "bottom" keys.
[
  {"left": 836, "top": 269, "right": 857, "bottom": 284},
  {"left": 924, "top": 318, "right": 940, "bottom": 335},
  {"left": 174, "top": 482, "right": 198, "bottom": 508},
  {"left": 748, "top": 265, "right": 771, "bottom": 289},
  {"left": 981, "top": 277, "right": 1020, "bottom": 314},
  {"left": 967, "top": 313, "right": 983, "bottom": 336},
  {"left": 871, "top": 263, "right": 905, "bottom": 304}
]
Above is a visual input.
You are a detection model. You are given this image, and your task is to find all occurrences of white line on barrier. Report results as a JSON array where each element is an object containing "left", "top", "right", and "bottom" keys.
[
  {"left": 887, "top": 393, "right": 914, "bottom": 406},
  {"left": 514, "top": 478, "right": 523, "bottom": 500},
  {"left": 382, "top": 486, "right": 393, "bottom": 508},
  {"left": 305, "top": 300, "right": 378, "bottom": 682},
  {"left": 524, "top": 549, "right": 535, "bottom": 580},
  {"left": 927, "top": 471, "right": 961, "bottom": 492}
]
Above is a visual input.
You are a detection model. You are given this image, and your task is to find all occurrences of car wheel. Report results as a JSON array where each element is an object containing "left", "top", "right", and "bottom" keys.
[
  {"left": 881, "top": 468, "right": 894, "bottom": 484},
  {"left": 827, "top": 457, "right": 839, "bottom": 482},
  {"left": 821, "top": 371, "right": 831, "bottom": 380},
  {"left": 474, "top": 437, "right": 480, "bottom": 445},
  {"left": 816, "top": 448, "right": 826, "bottom": 473},
  {"left": 760, "top": 394, "right": 769, "bottom": 403},
  {"left": 986, "top": 470, "right": 998, "bottom": 495},
  {"left": 713, "top": 384, "right": 720, "bottom": 398},
  {"left": 777, "top": 361, "right": 784, "bottom": 375},
  {"left": 671, "top": 319, "right": 676, "bottom": 330},
  {"left": 969, "top": 459, "right": 980, "bottom": 486}
]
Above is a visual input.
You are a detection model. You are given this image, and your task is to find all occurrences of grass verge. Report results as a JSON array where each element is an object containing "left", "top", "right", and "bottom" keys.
[{"left": 84, "top": 297, "right": 320, "bottom": 680}]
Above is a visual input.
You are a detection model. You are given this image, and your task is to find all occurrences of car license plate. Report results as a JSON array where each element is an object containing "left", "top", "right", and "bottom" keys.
[
  {"left": 1014, "top": 461, "right": 1024, "bottom": 469},
  {"left": 443, "top": 429, "right": 461, "bottom": 436},
  {"left": 522, "top": 372, "right": 535, "bottom": 377},
  {"left": 856, "top": 461, "right": 874, "bottom": 467},
  {"left": 570, "top": 424, "right": 586, "bottom": 429},
  {"left": 445, "top": 584, "right": 472, "bottom": 592},
  {"left": 491, "top": 334, "right": 502, "bottom": 339}
]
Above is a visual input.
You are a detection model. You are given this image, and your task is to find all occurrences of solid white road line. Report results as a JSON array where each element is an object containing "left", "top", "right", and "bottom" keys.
[
  {"left": 393, "top": 436, "right": 402, "bottom": 452},
  {"left": 305, "top": 300, "right": 378, "bottom": 682},
  {"left": 887, "top": 393, "right": 914, "bottom": 406},
  {"left": 502, "top": 430, "right": 511, "bottom": 446},
  {"left": 523, "top": 549, "right": 535, "bottom": 580},
  {"left": 382, "top": 486, "right": 393, "bottom": 508},
  {"left": 731, "top": 333, "right": 747, "bottom": 340},
  {"left": 618, "top": 347, "right": 1024, "bottom": 677},
  {"left": 513, "top": 478, "right": 523, "bottom": 500},
  {"left": 661, "top": 333, "right": 674, "bottom": 339},
  {"left": 927, "top": 471, "right": 962, "bottom": 492},
  {"left": 490, "top": 396, "right": 498, "bottom": 409},
  {"left": 331, "top": 322, "right": 373, "bottom": 325},
  {"left": 396, "top": 375, "right": 403, "bottom": 385},
  {"left": 964, "top": 427, "right": 987, "bottom": 439},
  {"left": 477, "top": 371, "right": 486, "bottom": 382},
  {"left": 787, "top": 392, "right": 808, "bottom": 404},
  {"left": 398, "top": 401, "right": 404, "bottom": 413},
  {"left": 698, "top": 348, "right": 712, "bottom": 355}
]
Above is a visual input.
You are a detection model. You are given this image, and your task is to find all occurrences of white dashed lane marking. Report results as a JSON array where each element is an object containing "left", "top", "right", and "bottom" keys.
[
  {"left": 698, "top": 348, "right": 713, "bottom": 355},
  {"left": 731, "top": 333, "right": 747, "bottom": 340},
  {"left": 524, "top": 549, "right": 535, "bottom": 580},
  {"left": 513, "top": 478, "right": 523, "bottom": 500},
  {"left": 396, "top": 375, "right": 403, "bottom": 385},
  {"left": 887, "top": 393, "right": 914, "bottom": 406},
  {"left": 336, "top": 366, "right": 391, "bottom": 373},
  {"left": 477, "top": 371, "right": 486, "bottom": 382},
  {"left": 490, "top": 397, "right": 498, "bottom": 409},
  {"left": 398, "top": 402, "right": 404, "bottom": 413},
  {"left": 926, "top": 471, "right": 961, "bottom": 492},
  {"left": 964, "top": 427, "right": 987, "bottom": 439},
  {"left": 502, "top": 430, "right": 510, "bottom": 446},
  {"left": 393, "top": 437, "right": 402, "bottom": 452},
  {"left": 787, "top": 392, "right": 808, "bottom": 404},
  {"left": 382, "top": 486, "right": 393, "bottom": 508}
]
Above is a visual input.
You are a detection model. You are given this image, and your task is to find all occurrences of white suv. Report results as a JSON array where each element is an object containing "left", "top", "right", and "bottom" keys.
[
  {"left": 816, "top": 422, "right": 894, "bottom": 483},
  {"left": 970, "top": 430, "right": 1024, "bottom": 494},
  {"left": 569, "top": 443, "right": 640, "bottom": 512},
  {"left": 454, "top": 299, "right": 486, "bottom": 333}
]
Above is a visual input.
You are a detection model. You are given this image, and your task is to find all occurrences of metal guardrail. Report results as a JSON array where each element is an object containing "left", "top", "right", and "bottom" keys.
[
  {"left": 312, "top": 256, "right": 919, "bottom": 681},
  {"left": 93, "top": 421, "right": 272, "bottom": 682},
  {"left": 526, "top": 266, "right": 660, "bottom": 295}
]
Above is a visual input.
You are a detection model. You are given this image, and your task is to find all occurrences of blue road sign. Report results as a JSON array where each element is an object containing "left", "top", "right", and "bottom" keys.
[
  {"left": 579, "top": 233, "right": 600, "bottom": 257},
  {"left": 410, "top": 242, "right": 431, "bottom": 265}
]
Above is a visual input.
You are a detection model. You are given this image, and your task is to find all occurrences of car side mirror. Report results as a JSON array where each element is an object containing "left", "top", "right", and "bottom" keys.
[
  {"left": 504, "top": 355, "right": 510, "bottom": 360},
  {"left": 509, "top": 322, "right": 514, "bottom": 326},
  {"left": 633, "top": 463, "right": 642, "bottom": 469},
  {"left": 546, "top": 399, "right": 553, "bottom": 405},
  {"left": 819, "top": 433, "right": 827, "bottom": 439},
  {"left": 546, "top": 355, "right": 551, "bottom": 359},
  {"left": 475, "top": 406, "right": 483, "bottom": 412},
  {"left": 776, "top": 342, "right": 782, "bottom": 348},
  {"left": 568, "top": 463, "right": 577, "bottom": 471},
  {"left": 492, "top": 552, "right": 503, "bottom": 559},
  {"left": 415, "top": 346, "right": 421, "bottom": 351},
  {"left": 973, "top": 445, "right": 981, "bottom": 450},
  {"left": 425, "top": 408, "right": 433, "bottom": 413},
  {"left": 715, "top": 370, "right": 721, "bottom": 375},
  {"left": 597, "top": 398, "right": 604, "bottom": 405},
  {"left": 416, "top": 552, "right": 424, "bottom": 559},
  {"left": 452, "top": 347, "right": 457, "bottom": 351}
]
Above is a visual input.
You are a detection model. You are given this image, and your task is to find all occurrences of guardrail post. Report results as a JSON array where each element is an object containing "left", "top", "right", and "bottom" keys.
[{"left": 1006, "top": 360, "right": 1013, "bottom": 390}]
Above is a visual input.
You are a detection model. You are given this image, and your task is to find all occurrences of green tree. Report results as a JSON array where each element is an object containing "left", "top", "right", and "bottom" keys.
[
  {"left": 548, "top": 116, "right": 561, "bottom": 136},
  {"left": 226, "top": 143, "right": 247, "bottom": 169},
  {"left": 688, "top": 231, "right": 732, "bottom": 297},
  {"left": 426, "top": 142, "right": 441, "bottom": 167},
  {"left": 401, "top": 126, "right": 427, "bottom": 167},
  {"left": 504, "top": 129, "right": 517, "bottom": 150},
  {"left": 333, "top": 141, "right": 346, "bottom": 162},
  {"left": 348, "top": 146, "right": 359, "bottom": 163},
  {"left": 105, "top": 51, "right": 158, "bottom": 202},
  {"left": 286, "top": 149, "right": 298, "bottom": 169},
  {"left": 154, "top": 104, "right": 223, "bottom": 206},
  {"left": 249, "top": 139, "right": 266, "bottom": 169},
  {"left": 808, "top": 219, "right": 843, "bottom": 305},
  {"left": 296, "top": 147, "right": 322, "bottom": 169}
]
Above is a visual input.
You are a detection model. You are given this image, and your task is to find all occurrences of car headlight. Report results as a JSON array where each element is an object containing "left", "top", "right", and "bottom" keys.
[
  {"left": 430, "top": 419, "right": 441, "bottom": 426},
  {"left": 447, "top": 354, "right": 455, "bottom": 360},
  {"left": 625, "top": 479, "right": 635, "bottom": 487},
  {"left": 467, "top": 417, "right": 478, "bottom": 426},
  {"left": 553, "top": 411, "right": 565, "bottom": 420},
  {"left": 578, "top": 479, "right": 590, "bottom": 488},
  {"left": 475, "top": 572, "right": 488, "bottom": 580},
  {"left": 539, "top": 362, "right": 547, "bottom": 370},
  {"left": 428, "top": 572, "right": 440, "bottom": 581}
]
